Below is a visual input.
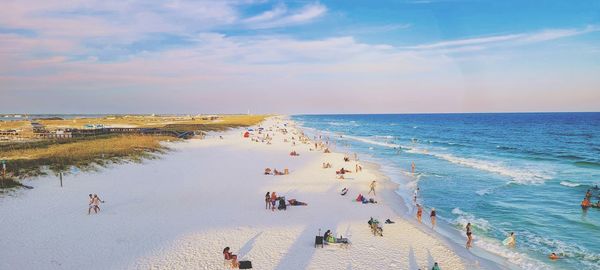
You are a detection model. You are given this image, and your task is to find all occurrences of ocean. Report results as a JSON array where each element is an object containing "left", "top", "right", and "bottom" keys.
[{"left": 293, "top": 113, "right": 600, "bottom": 270}]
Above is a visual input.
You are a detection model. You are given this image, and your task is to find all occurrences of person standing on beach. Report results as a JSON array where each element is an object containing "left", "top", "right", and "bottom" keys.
[
  {"left": 416, "top": 204, "right": 423, "bottom": 223},
  {"left": 411, "top": 162, "right": 416, "bottom": 174},
  {"left": 430, "top": 208, "right": 436, "bottom": 229},
  {"left": 466, "top": 223, "right": 473, "bottom": 249},
  {"left": 368, "top": 181, "right": 377, "bottom": 196},
  {"left": 271, "top": 192, "right": 278, "bottom": 211},
  {"left": 265, "top": 192, "right": 271, "bottom": 210},
  {"left": 413, "top": 187, "right": 420, "bottom": 203}
]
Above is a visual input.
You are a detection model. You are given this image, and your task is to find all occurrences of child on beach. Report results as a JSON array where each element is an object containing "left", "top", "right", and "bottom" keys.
[
  {"left": 368, "top": 181, "right": 377, "bottom": 196},
  {"left": 430, "top": 208, "right": 436, "bottom": 229}
]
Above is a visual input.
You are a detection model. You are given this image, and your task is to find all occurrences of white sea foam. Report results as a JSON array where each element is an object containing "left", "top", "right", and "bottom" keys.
[
  {"left": 559, "top": 181, "right": 581, "bottom": 187},
  {"left": 342, "top": 134, "right": 401, "bottom": 148},
  {"left": 450, "top": 208, "right": 552, "bottom": 269},
  {"left": 327, "top": 121, "right": 359, "bottom": 127},
  {"left": 405, "top": 149, "right": 552, "bottom": 184},
  {"left": 474, "top": 238, "right": 551, "bottom": 270},
  {"left": 476, "top": 187, "right": 493, "bottom": 196},
  {"left": 451, "top": 207, "right": 492, "bottom": 232}
]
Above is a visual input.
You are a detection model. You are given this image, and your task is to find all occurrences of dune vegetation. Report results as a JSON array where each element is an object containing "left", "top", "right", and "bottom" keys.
[{"left": 0, "top": 114, "right": 267, "bottom": 189}]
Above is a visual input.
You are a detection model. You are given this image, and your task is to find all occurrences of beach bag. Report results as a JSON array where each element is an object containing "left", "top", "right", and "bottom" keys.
[{"left": 239, "top": 260, "right": 252, "bottom": 269}]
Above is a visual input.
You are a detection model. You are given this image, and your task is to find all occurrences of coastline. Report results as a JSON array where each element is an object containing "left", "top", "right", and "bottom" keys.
[
  {"left": 1, "top": 115, "right": 509, "bottom": 269},
  {"left": 292, "top": 117, "right": 516, "bottom": 270}
]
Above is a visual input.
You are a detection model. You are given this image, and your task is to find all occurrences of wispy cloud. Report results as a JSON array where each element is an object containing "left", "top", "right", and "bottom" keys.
[
  {"left": 243, "top": 3, "right": 327, "bottom": 29},
  {"left": 406, "top": 25, "right": 600, "bottom": 52}
]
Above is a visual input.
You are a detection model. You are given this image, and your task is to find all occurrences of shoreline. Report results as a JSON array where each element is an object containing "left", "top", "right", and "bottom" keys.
[{"left": 291, "top": 117, "right": 516, "bottom": 270}]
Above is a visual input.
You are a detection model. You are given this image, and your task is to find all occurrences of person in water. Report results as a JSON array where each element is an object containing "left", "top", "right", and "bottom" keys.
[
  {"left": 581, "top": 197, "right": 592, "bottom": 208},
  {"left": 416, "top": 204, "right": 423, "bottom": 223},
  {"left": 506, "top": 232, "right": 516, "bottom": 247},
  {"left": 430, "top": 208, "right": 436, "bottom": 229},
  {"left": 549, "top": 252, "right": 560, "bottom": 260},
  {"left": 466, "top": 223, "right": 473, "bottom": 249}
]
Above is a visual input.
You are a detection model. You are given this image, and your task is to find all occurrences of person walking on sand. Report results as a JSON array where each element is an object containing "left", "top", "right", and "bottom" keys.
[
  {"left": 368, "top": 181, "right": 377, "bottom": 196},
  {"left": 88, "top": 194, "right": 94, "bottom": 215},
  {"left": 430, "top": 208, "right": 436, "bottom": 229},
  {"left": 92, "top": 194, "right": 104, "bottom": 214},
  {"left": 416, "top": 204, "right": 423, "bottom": 223},
  {"left": 466, "top": 222, "right": 473, "bottom": 249},
  {"left": 265, "top": 192, "right": 271, "bottom": 210}
]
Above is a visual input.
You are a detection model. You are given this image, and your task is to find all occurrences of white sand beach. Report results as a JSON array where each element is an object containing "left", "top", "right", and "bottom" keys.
[{"left": 0, "top": 117, "right": 506, "bottom": 270}]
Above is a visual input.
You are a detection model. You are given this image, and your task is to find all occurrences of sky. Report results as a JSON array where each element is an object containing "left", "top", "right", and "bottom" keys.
[{"left": 1, "top": 0, "right": 599, "bottom": 114}]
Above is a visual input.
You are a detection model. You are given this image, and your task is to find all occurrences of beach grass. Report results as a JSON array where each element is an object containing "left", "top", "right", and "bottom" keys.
[
  {"left": 0, "top": 115, "right": 267, "bottom": 188},
  {"left": 1, "top": 135, "right": 172, "bottom": 179}
]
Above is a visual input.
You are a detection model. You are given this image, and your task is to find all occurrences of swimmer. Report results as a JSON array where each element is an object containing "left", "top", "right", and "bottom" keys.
[
  {"left": 549, "top": 252, "right": 560, "bottom": 260},
  {"left": 503, "top": 232, "right": 516, "bottom": 247}
]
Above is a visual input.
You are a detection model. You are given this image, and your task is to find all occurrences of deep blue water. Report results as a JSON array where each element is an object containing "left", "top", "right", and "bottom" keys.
[{"left": 293, "top": 113, "right": 600, "bottom": 270}]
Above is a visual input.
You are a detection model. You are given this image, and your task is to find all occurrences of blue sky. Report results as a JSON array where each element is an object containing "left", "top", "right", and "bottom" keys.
[{"left": 1, "top": 0, "right": 599, "bottom": 114}]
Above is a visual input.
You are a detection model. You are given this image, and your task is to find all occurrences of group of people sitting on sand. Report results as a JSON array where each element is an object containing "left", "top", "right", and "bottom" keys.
[
  {"left": 355, "top": 193, "right": 378, "bottom": 204},
  {"left": 289, "top": 150, "right": 300, "bottom": 156},
  {"left": 265, "top": 192, "right": 307, "bottom": 211},
  {"left": 264, "top": 168, "right": 289, "bottom": 175},
  {"left": 322, "top": 162, "right": 332, "bottom": 168}
]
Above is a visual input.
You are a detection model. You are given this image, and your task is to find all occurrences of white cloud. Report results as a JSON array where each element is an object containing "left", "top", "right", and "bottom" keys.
[
  {"left": 405, "top": 25, "right": 600, "bottom": 52},
  {"left": 243, "top": 3, "right": 327, "bottom": 29}
]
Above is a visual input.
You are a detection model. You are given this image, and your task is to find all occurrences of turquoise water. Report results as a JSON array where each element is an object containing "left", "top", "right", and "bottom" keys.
[{"left": 293, "top": 113, "right": 600, "bottom": 270}]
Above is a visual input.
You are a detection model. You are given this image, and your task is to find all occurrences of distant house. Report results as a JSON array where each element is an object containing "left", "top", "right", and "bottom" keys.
[
  {"left": 83, "top": 124, "right": 105, "bottom": 129},
  {"left": 201, "top": 115, "right": 219, "bottom": 120},
  {"left": 30, "top": 122, "right": 46, "bottom": 133}
]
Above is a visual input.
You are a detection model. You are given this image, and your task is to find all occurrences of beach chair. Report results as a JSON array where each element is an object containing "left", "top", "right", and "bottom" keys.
[{"left": 315, "top": 236, "right": 324, "bottom": 248}]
